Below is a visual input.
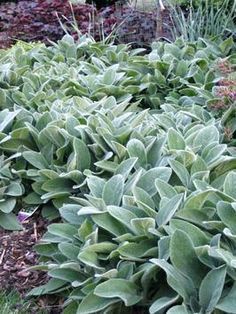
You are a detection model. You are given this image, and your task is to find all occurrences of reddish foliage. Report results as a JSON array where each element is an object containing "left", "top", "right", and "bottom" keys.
[
  {"left": 0, "top": 0, "right": 159, "bottom": 48},
  {"left": 215, "top": 85, "right": 236, "bottom": 100},
  {"left": 217, "top": 58, "right": 233, "bottom": 75},
  {"left": 0, "top": 0, "right": 96, "bottom": 48},
  {"left": 214, "top": 60, "right": 236, "bottom": 102},
  {"left": 100, "top": 5, "right": 159, "bottom": 44}
]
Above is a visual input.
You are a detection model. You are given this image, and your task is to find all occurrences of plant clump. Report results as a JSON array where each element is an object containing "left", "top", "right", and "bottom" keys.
[{"left": 0, "top": 33, "right": 236, "bottom": 313}]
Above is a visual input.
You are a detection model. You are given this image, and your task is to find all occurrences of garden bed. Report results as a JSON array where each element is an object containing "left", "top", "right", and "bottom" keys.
[
  {"left": 0, "top": 0, "right": 236, "bottom": 313},
  {"left": 0, "top": 34, "right": 235, "bottom": 313}
]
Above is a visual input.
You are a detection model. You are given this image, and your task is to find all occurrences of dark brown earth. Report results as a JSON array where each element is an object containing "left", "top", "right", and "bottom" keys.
[
  {"left": 0, "top": 214, "right": 48, "bottom": 295},
  {"left": 0, "top": 214, "right": 63, "bottom": 313}
]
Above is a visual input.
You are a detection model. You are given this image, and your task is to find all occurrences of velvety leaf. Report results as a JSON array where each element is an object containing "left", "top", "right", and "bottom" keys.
[
  {"left": 130, "top": 218, "right": 156, "bottom": 236},
  {"left": 58, "top": 243, "right": 81, "bottom": 260},
  {"left": 24, "top": 192, "right": 43, "bottom": 205},
  {"left": 47, "top": 223, "right": 78, "bottom": 241},
  {"left": 158, "top": 236, "right": 170, "bottom": 260},
  {"left": 216, "top": 283, "right": 236, "bottom": 313},
  {"left": 48, "top": 268, "right": 85, "bottom": 283},
  {"left": 72, "top": 213, "right": 89, "bottom": 234},
  {"left": 149, "top": 295, "right": 179, "bottom": 314},
  {"left": 170, "top": 230, "right": 208, "bottom": 286},
  {"left": 77, "top": 292, "right": 118, "bottom": 314},
  {"left": 5, "top": 182, "right": 23, "bottom": 196},
  {"left": 41, "top": 190, "right": 71, "bottom": 200},
  {"left": 23, "top": 151, "right": 48, "bottom": 169},
  {"left": 191, "top": 156, "right": 208, "bottom": 175},
  {"left": 78, "top": 250, "right": 102, "bottom": 269},
  {"left": 184, "top": 190, "right": 212, "bottom": 210},
  {"left": 94, "top": 160, "right": 118, "bottom": 173},
  {"left": 132, "top": 186, "right": 156, "bottom": 217},
  {"left": 59, "top": 204, "right": 84, "bottom": 225},
  {"left": 27, "top": 279, "right": 67, "bottom": 296},
  {"left": 169, "top": 159, "right": 190, "bottom": 187},
  {"left": 124, "top": 168, "right": 143, "bottom": 195},
  {"left": 94, "top": 279, "right": 142, "bottom": 306},
  {"left": 42, "top": 178, "right": 73, "bottom": 193},
  {"left": 107, "top": 206, "right": 137, "bottom": 230},
  {"left": 167, "top": 305, "right": 189, "bottom": 314},
  {"left": 63, "top": 301, "right": 78, "bottom": 314},
  {"left": 169, "top": 219, "right": 209, "bottom": 246},
  {"left": 34, "top": 243, "right": 58, "bottom": 257},
  {"left": 199, "top": 265, "right": 226, "bottom": 313},
  {"left": 127, "top": 139, "right": 147, "bottom": 169},
  {"left": 156, "top": 194, "right": 183, "bottom": 227},
  {"left": 155, "top": 179, "right": 177, "bottom": 199},
  {"left": 193, "top": 126, "right": 219, "bottom": 148},
  {"left": 137, "top": 167, "right": 172, "bottom": 196},
  {"left": 203, "top": 144, "right": 227, "bottom": 165},
  {"left": 88, "top": 242, "right": 117, "bottom": 253},
  {"left": 39, "top": 126, "right": 65, "bottom": 148},
  {"left": 0, "top": 110, "right": 20, "bottom": 132},
  {"left": 73, "top": 138, "right": 91, "bottom": 171},
  {"left": 102, "top": 175, "right": 124, "bottom": 206},
  {"left": 0, "top": 198, "right": 16, "bottom": 214},
  {"left": 92, "top": 212, "right": 128, "bottom": 236},
  {"left": 0, "top": 212, "right": 22, "bottom": 230},
  {"left": 87, "top": 176, "right": 106, "bottom": 198},
  {"left": 211, "top": 159, "right": 236, "bottom": 181},
  {"left": 150, "top": 259, "right": 196, "bottom": 302},
  {"left": 223, "top": 172, "right": 236, "bottom": 199},
  {"left": 118, "top": 240, "right": 155, "bottom": 259},
  {"left": 114, "top": 157, "right": 137, "bottom": 180},
  {"left": 217, "top": 201, "right": 236, "bottom": 234},
  {"left": 147, "top": 136, "right": 166, "bottom": 167},
  {"left": 167, "top": 128, "right": 185, "bottom": 150},
  {"left": 103, "top": 68, "right": 116, "bottom": 85},
  {"left": 78, "top": 206, "right": 104, "bottom": 215}
]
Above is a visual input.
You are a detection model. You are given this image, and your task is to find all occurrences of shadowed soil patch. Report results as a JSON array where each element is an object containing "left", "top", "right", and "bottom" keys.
[
  {"left": 0, "top": 214, "right": 63, "bottom": 313},
  {"left": 0, "top": 214, "right": 47, "bottom": 294}
]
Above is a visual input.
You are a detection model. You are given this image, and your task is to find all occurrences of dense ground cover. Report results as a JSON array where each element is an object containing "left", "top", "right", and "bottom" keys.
[
  {"left": 0, "top": 0, "right": 236, "bottom": 312},
  {"left": 0, "top": 32, "right": 236, "bottom": 313}
]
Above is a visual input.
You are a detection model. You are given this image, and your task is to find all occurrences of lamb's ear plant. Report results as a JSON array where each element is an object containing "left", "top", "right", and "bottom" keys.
[
  {"left": 0, "top": 154, "right": 23, "bottom": 230},
  {"left": 1, "top": 33, "right": 236, "bottom": 313},
  {"left": 32, "top": 103, "right": 236, "bottom": 313}
]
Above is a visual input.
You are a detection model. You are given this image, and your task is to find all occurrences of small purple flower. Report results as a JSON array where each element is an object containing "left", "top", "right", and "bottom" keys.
[{"left": 17, "top": 211, "right": 31, "bottom": 223}]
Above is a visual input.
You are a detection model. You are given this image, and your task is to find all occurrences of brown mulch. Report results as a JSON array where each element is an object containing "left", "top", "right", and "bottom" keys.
[
  {"left": 0, "top": 214, "right": 48, "bottom": 296},
  {"left": 0, "top": 214, "right": 64, "bottom": 313}
]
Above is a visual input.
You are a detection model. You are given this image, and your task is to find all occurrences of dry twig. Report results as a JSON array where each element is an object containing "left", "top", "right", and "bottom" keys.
[{"left": 0, "top": 249, "right": 6, "bottom": 265}]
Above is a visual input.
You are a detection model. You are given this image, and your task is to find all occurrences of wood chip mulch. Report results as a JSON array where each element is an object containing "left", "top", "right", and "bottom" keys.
[
  {"left": 0, "top": 214, "right": 64, "bottom": 313},
  {"left": 0, "top": 214, "right": 48, "bottom": 296}
]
